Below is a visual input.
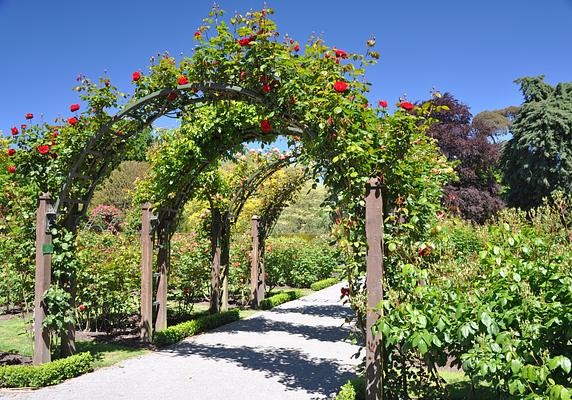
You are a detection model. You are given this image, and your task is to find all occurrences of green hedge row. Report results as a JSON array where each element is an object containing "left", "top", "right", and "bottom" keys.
[
  {"left": 310, "top": 277, "right": 338, "bottom": 291},
  {"left": 154, "top": 309, "right": 240, "bottom": 346},
  {"left": 259, "top": 290, "right": 303, "bottom": 310},
  {"left": 335, "top": 378, "right": 365, "bottom": 400},
  {"left": 0, "top": 352, "right": 94, "bottom": 388}
]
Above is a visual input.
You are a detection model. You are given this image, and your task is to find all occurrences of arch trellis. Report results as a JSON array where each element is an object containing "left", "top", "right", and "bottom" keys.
[{"left": 4, "top": 8, "right": 455, "bottom": 400}]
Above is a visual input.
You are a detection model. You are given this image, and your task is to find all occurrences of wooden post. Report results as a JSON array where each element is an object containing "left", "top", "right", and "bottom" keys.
[
  {"left": 209, "top": 208, "right": 222, "bottom": 314},
  {"left": 33, "top": 193, "right": 53, "bottom": 365},
  {"left": 257, "top": 228, "right": 266, "bottom": 304},
  {"left": 250, "top": 216, "right": 261, "bottom": 307},
  {"left": 220, "top": 227, "right": 230, "bottom": 312},
  {"left": 365, "top": 177, "right": 384, "bottom": 400},
  {"left": 155, "top": 219, "right": 170, "bottom": 332},
  {"left": 140, "top": 203, "right": 153, "bottom": 341}
]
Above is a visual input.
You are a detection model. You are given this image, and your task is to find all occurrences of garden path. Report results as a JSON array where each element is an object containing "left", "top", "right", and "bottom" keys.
[{"left": 1, "top": 283, "right": 360, "bottom": 400}]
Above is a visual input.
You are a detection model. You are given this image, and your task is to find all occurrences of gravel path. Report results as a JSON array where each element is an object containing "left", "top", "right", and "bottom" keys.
[{"left": 1, "top": 284, "right": 360, "bottom": 400}]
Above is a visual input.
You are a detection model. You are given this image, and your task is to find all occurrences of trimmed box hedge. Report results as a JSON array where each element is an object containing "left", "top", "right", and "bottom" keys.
[
  {"left": 259, "top": 290, "right": 303, "bottom": 310},
  {"left": 310, "top": 277, "right": 338, "bottom": 291},
  {"left": 154, "top": 309, "right": 240, "bottom": 346},
  {"left": 0, "top": 352, "right": 94, "bottom": 388}
]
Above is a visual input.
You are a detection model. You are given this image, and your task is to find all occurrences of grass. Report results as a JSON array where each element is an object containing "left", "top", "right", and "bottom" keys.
[
  {"left": 0, "top": 317, "right": 147, "bottom": 369},
  {"left": 440, "top": 370, "right": 496, "bottom": 399}
]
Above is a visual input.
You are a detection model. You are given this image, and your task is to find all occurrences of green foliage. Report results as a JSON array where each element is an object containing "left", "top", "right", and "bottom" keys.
[
  {"left": 90, "top": 160, "right": 149, "bottom": 211},
  {"left": 502, "top": 76, "right": 572, "bottom": 209},
  {"left": 259, "top": 290, "right": 303, "bottom": 310},
  {"left": 0, "top": 352, "right": 93, "bottom": 388},
  {"left": 153, "top": 309, "right": 240, "bottom": 346},
  {"left": 265, "top": 237, "right": 338, "bottom": 288},
  {"left": 335, "top": 378, "right": 366, "bottom": 400},
  {"left": 310, "top": 277, "right": 339, "bottom": 291}
]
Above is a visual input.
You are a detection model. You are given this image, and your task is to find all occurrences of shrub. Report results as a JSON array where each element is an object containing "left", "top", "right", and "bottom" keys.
[
  {"left": 87, "top": 205, "right": 124, "bottom": 233},
  {"left": 154, "top": 309, "right": 240, "bottom": 346},
  {"left": 265, "top": 237, "right": 339, "bottom": 288},
  {"left": 259, "top": 290, "right": 303, "bottom": 310},
  {"left": 310, "top": 277, "right": 338, "bottom": 291},
  {"left": 335, "top": 378, "right": 365, "bottom": 400},
  {"left": 0, "top": 352, "right": 93, "bottom": 388}
]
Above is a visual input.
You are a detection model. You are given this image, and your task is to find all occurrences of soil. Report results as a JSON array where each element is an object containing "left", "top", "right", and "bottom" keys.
[{"left": 0, "top": 352, "right": 31, "bottom": 366}]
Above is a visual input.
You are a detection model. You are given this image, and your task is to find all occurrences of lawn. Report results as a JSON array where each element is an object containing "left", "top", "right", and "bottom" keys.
[{"left": 0, "top": 317, "right": 147, "bottom": 368}]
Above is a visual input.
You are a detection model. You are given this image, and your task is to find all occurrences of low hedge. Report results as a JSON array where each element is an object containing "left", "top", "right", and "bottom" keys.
[
  {"left": 310, "top": 277, "right": 338, "bottom": 291},
  {"left": 335, "top": 378, "right": 365, "bottom": 400},
  {"left": 0, "top": 352, "right": 94, "bottom": 388},
  {"left": 259, "top": 290, "right": 303, "bottom": 310},
  {"left": 154, "top": 309, "right": 240, "bottom": 346}
]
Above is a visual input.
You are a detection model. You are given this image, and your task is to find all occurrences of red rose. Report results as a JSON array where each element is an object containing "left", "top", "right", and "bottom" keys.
[
  {"left": 53, "top": 131, "right": 59, "bottom": 138},
  {"left": 260, "top": 119, "right": 272, "bottom": 133},
  {"left": 132, "top": 71, "right": 141, "bottom": 82},
  {"left": 8, "top": 166, "right": 15, "bottom": 174},
  {"left": 11, "top": 127, "right": 18, "bottom": 135},
  {"left": 167, "top": 92, "right": 177, "bottom": 101},
  {"left": 177, "top": 76, "right": 189, "bottom": 85},
  {"left": 233, "top": 261, "right": 241, "bottom": 268},
  {"left": 334, "top": 49, "right": 348, "bottom": 59},
  {"left": 239, "top": 71, "right": 247, "bottom": 80},
  {"left": 238, "top": 36, "right": 255, "bottom": 47},
  {"left": 37, "top": 145, "right": 50, "bottom": 155},
  {"left": 261, "top": 84, "right": 271, "bottom": 93},
  {"left": 333, "top": 81, "right": 348, "bottom": 93},
  {"left": 399, "top": 101, "right": 414, "bottom": 111},
  {"left": 194, "top": 31, "right": 202, "bottom": 38},
  {"left": 104, "top": 79, "right": 110, "bottom": 87},
  {"left": 290, "top": 96, "right": 296, "bottom": 104},
  {"left": 379, "top": 100, "right": 388, "bottom": 108},
  {"left": 50, "top": 153, "right": 57, "bottom": 159},
  {"left": 68, "top": 117, "right": 78, "bottom": 126},
  {"left": 70, "top": 104, "right": 80, "bottom": 112},
  {"left": 293, "top": 44, "right": 300, "bottom": 52},
  {"left": 25, "top": 113, "right": 33, "bottom": 120},
  {"left": 7, "top": 149, "right": 15, "bottom": 156},
  {"left": 78, "top": 305, "right": 87, "bottom": 312},
  {"left": 340, "top": 287, "right": 350, "bottom": 297}
]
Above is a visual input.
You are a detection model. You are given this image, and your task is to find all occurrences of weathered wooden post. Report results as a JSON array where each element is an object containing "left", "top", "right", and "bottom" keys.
[
  {"left": 155, "top": 218, "right": 170, "bottom": 332},
  {"left": 250, "top": 215, "right": 263, "bottom": 307},
  {"left": 365, "top": 177, "right": 384, "bottom": 400},
  {"left": 140, "top": 203, "right": 153, "bottom": 341},
  {"left": 209, "top": 208, "right": 222, "bottom": 313},
  {"left": 33, "top": 193, "right": 54, "bottom": 365}
]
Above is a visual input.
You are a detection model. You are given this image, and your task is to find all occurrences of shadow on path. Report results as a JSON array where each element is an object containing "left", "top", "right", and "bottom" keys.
[
  {"left": 269, "top": 304, "right": 354, "bottom": 320},
  {"left": 163, "top": 341, "right": 356, "bottom": 396}
]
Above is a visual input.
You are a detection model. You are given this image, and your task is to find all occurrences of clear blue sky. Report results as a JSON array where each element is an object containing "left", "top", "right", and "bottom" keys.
[{"left": 1, "top": 0, "right": 571, "bottom": 133}]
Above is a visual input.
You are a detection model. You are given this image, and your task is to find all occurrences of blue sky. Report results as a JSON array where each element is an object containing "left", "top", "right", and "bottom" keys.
[{"left": 1, "top": 0, "right": 571, "bottom": 134}]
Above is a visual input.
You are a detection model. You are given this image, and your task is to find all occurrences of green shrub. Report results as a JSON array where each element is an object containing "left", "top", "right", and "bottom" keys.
[
  {"left": 265, "top": 236, "right": 339, "bottom": 288},
  {"left": 259, "top": 290, "right": 303, "bottom": 310},
  {"left": 310, "top": 277, "right": 338, "bottom": 291},
  {"left": 335, "top": 378, "right": 365, "bottom": 400},
  {"left": 154, "top": 309, "right": 240, "bottom": 346},
  {"left": 0, "top": 352, "right": 93, "bottom": 388}
]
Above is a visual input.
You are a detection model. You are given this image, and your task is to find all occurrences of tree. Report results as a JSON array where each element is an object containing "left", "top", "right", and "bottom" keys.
[
  {"left": 90, "top": 160, "right": 149, "bottom": 211},
  {"left": 502, "top": 76, "right": 572, "bottom": 209},
  {"left": 425, "top": 93, "right": 504, "bottom": 223}
]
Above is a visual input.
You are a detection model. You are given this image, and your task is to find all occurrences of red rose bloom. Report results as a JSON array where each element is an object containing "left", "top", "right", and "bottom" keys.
[
  {"left": 132, "top": 71, "right": 141, "bottom": 82},
  {"left": 53, "top": 131, "right": 59, "bottom": 138},
  {"left": 70, "top": 104, "right": 80, "bottom": 112},
  {"left": 333, "top": 81, "right": 348, "bottom": 93},
  {"left": 334, "top": 49, "right": 348, "bottom": 59},
  {"left": 7, "top": 149, "right": 15, "bottom": 156},
  {"left": 194, "top": 31, "right": 202, "bottom": 38},
  {"left": 104, "top": 79, "right": 110, "bottom": 87},
  {"left": 11, "top": 127, "right": 18, "bottom": 135},
  {"left": 177, "top": 76, "right": 189, "bottom": 85},
  {"left": 239, "top": 71, "right": 247, "bottom": 80},
  {"left": 238, "top": 36, "right": 255, "bottom": 47},
  {"left": 399, "top": 101, "right": 415, "bottom": 111},
  {"left": 293, "top": 44, "right": 300, "bottom": 52},
  {"left": 167, "top": 92, "right": 177, "bottom": 101},
  {"left": 25, "top": 113, "right": 33, "bottom": 120},
  {"left": 50, "top": 153, "right": 57, "bottom": 160},
  {"left": 261, "top": 84, "right": 271, "bottom": 93},
  {"left": 37, "top": 145, "right": 50, "bottom": 155},
  {"left": 78, "top": 305, "right": 87, "bottom": 312},
  {"left": 68, "top": 117, "right": 78, "bottom": 126},
  {"left": 340, "top": 287, "right": 350, "bottom": 297},
  {"left": 260, "top": 119, "right": 272, "bottom": 133},
  {"left": 8, "top": 166, "right": 15, "bottom": 174},
  {"left": 379, "top": 100, "right": 388, "bottom": 108}
]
